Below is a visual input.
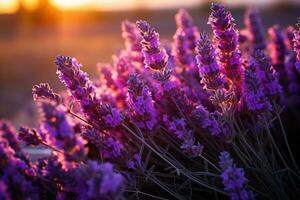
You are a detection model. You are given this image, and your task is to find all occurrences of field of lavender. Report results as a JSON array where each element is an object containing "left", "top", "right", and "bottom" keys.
[{"left": 1, "top": 2, "right": 300, "bottom": 199}]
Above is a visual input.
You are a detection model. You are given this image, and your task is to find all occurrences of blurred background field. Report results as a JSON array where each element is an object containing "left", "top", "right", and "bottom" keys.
[{"left": 0, "top": 0, "right": 299, "bottom": 125}]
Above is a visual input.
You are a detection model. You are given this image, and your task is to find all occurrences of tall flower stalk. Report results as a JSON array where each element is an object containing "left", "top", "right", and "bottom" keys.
[
  {"left": 173, "top": 9, "right": 199, "bottom": 71},
  {"left": 268, "top": 25, "right": 288, "bottom": 87},
  {"left": 293, "top": 18, "right": 300, "bottom": 72},
  {"left": 208, "top": 3, "right": 243, "bottom": 97},
  {"left": 244, "top": 8, "right": 266, "bottom": 52},
  {"left": 55, "top": 56, "right": 122, "bottom": 129},
  {"left": 136, "top": 20, "right": 171, "bottom": 81},
  {"left": 196, "top": 32, "right": 225, "bottom": 91}
]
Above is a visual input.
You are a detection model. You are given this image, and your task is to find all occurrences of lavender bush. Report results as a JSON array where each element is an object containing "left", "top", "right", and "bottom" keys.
[{"left": 1, "top": 3, "right": 300, "bottom": 199}]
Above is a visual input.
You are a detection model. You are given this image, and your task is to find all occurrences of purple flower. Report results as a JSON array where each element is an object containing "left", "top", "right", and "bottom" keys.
[
  {"left": 103, "top": 108, "right": 122, "bottom": 128},
  {"left": 0, "top": 119, "right": 21, "bottom": 153},
  {"left": 121, "top": 20, "right": 143, "bottom": 62},
  {"left": 191, "top": 104, "right": 222, "bottom": 136},
  {"left": 293, "top": 18, "right": 300, "bottom": 73},
  {"left": 127, "top": 153, "right": 142, "bottom": 170},
  {"left": 99, "top": 164, "right": 123, "bottom": 195},
  {"left": 285, "top": 26, "right": 295, "bottom": 50},
  {"left": 75, "top": 161, "right": 124, "bottom": 200},
  {"left": 102, "top": 136, "right": 123, "bottom": 159},
  {"left": 253, "top": 50, "right": 282, "bottom": 98},
  {"left": 32, "top": 83, "right": 61, "bottom": 104},
  {"left": 0, "top": 181, "right": 10, "bottom": 200},
  {"left": 81, "top": 128, "right": 124, "bottom": 160},
  {"left": 113, "top": 54, "right": 133, "bottom": 88},
  {"left": 244, "top": 8, "right": 266, "bottom": 52},
  {"left": 219, "top": 151, "right": 254, "bottom": 200},
  {"left": 18, "top": 126, "right": 42, "bottom": 146},
  {"left": 163, "top": 115, "right": 203, "bottom": 157},
  {"left": 136, "top": 20, "right": 171, "bottom": 81},
  {"left": 39, "top": 101, "right": 87, "bottom": 165},
  {"left": 173, "top": 9, "right": 199, "bottom": 69},
  {"left": 127, "top": 73, "right": 158, "bottom": 131},
  {"left": 285, "top": 51, "right": 300, "bottom": 104},
  {"left": 0, "top": 137, "right": 37, "bottom": 199},
  {"left": 0, "top": 138, "right": 15, "bottom": 167},
  {"left": 241, "top": 58, "right": 272, "bottom": 113},
  {"left": 55, "top": 55, "right": 122, "bottom": 129},
  {"left": 196, "top": 32, "right": 225, "bottom": 90},
  {"left": 136, "top": 20, "right": 168, "bottom": 71},
  {"left": 268, "top": 25, "right": 288, "bottom": 85},
  {"left": 208, "top": 3, "right": 243, "bottom": 97}
]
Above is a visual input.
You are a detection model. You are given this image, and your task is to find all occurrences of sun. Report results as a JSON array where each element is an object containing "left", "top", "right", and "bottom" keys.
[
  {"left": 0, "top": 0, "right": 19, "bottom": 14},
  {"left": 50, "top": 0, "right": 94, "bottom": 10}
]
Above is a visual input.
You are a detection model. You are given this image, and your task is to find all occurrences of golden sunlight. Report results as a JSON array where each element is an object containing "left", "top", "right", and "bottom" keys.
[
  {"left": 50, "top": 0, "right": 94, "bottom": 10},
  {"left": 0, "top": 0, "right": 19, "bottom": 14},
  {"left": 22, "top": 0, "right": 39, "bottom": 11},
  {"left": 50, "top": 0, "right": 138, "bottom": 11}
]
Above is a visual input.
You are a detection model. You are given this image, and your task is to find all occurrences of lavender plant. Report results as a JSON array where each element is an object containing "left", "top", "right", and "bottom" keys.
[{"left": 1, "top": 3, "right": 300, "bottom": 200}]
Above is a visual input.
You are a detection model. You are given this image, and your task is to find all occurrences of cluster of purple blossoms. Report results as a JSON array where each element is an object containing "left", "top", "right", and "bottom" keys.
[
  {"left": 191, "top": 104, "right": 223, "bottom": 136},
  {"left": 121, "top": 20, "right": 143, "bottom": 63},
  {"left": 39, "top": 101, "right": 87, "bottom": 167},
  {"left": 208, "top": 3, "right": 243, "bottom": 96},
  {"left": 127, "top": 73, "right": 158, "bottom": 131},
  {"left": 19, "top": 126, "right": 42, "bottom": 146},
  {"left": 244, "top": 8, "right": 266, "bottom": 52},
  {"left": 253, "top": 50, "right": 282, "bottom": 99},
  {"left": 136, "top": 20, "right": 171, "bottom": 81},
  {"left": 2, "top": 2, "right": 300, "bottom": 199},
  {"left": 0, "top": 130, "right": 37, "bottom": 199},
  {"left": 55, "top": 56, "right": 122, "bottom": 129},
  {"left": 268, "top": 25, "right": 288, "bottom": 83},
  {"left": 284, "top": 51, "right": 300, "bottom": 102},
  {"left": 163, "top": 115, "right": 203, "bottom": 157},
  {"left": 293, "top": 18, "right": 300, "bottom": 73},
  {"left": 73, "top": 161, "right": 124, "bottom": 200},
  {"left": 285, "top": 26, "right": 295, "bottom": 50},
  {"left": 241, "top": 58, "right": 272, "bottom": 113},
  {"left": 0, "top": 120, "right": 21, "bottom": 153},
  {"left": 81, "top": 128, "right": 124, "bottom": 161},
  {"left": 136, "top": 20, "right": 168, "bottom": 71},
  {"left": 219, "top": 152, "right": 254, "bottom": 200},
  {"left": 32, "top": 82, "right": 61, "bottom": 104},
  {"left": 196, "top": 32, "right": 225, "bottom": 91},
  {"left": 173, "top": 9, "right": 199, "bottom": 71},
  {"left": 126, "top": 153, "right": 142, "bottom": 170}
]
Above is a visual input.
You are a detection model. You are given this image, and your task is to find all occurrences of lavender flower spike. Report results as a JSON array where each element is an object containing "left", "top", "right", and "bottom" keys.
[
  {"left": 208, "top": 3, "right": 243, "bottom": 96},
  {"left": 242, "top": 58, "right": 272, "bottom": 113},
  {"left": 285, "top": 26, "right": 295, "bottom": 50},
  {"left": 74, "top": 161, "right": 124, "bottom": 200},
  {"left": 244, "top": 8, "right": 266, "bottom": 52},
  {"left": 268, "top": 25, "right": 287, "bottom": 77},
  {"left": 219, "top": 151, "right": 254, "bottom": 200},
  {"left": 163, "top": 115, "right": 203, "bottom": 157},
  {"left": 173, "top": 9, "right": 199, "bottom": 69},
  {"left": 136, "top": 20, "right": 168, "bottom": 71},
  {"left": 39, "top": 101, "right": 87, "bottom": 166},
  {"left": 254, "top": 50, "right": 282, "bottom": 98},
  {"left": 19, "top": 126, "right": 42, "bottom": 146},
  {"left": 0, "top": 119, "right": 21, "bottom": 153},
  {"left": 293, "top": 18, "right": 300, "bottom": 73},
  {"left": 32, "top": 83, "right": 61, "bottom": 104},
  {"left": 55, "top": 55, "right": 122, "bottom": 129},
  {"left": 196, "top": 32, "right": 225, "bottom": 90},
  {"left": 126, "top": 73, "right": 158, "bottom": 131},
  {"left": 121, "top": 20, "right": 143, "bottom": 62}
]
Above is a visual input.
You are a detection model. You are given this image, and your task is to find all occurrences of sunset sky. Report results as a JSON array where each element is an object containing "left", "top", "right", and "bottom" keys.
[{"left": 0, "top": 0, "right": 298, "bottom": 14}]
